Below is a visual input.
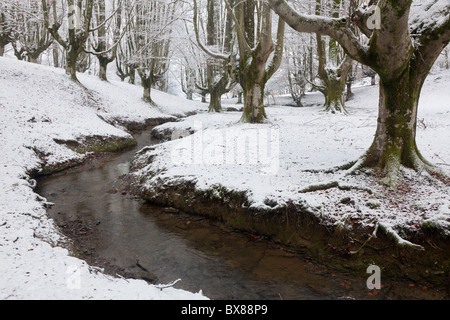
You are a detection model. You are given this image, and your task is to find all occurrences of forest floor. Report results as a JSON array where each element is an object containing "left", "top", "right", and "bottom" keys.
[
  {"left": 133, "top": 72, "right": 450, "bottom": 242},
  {"left": 0, "top": 55, "right": 449, "bottom": 299},
  {"left": 131, "top": 70, "right": 450, "bottom": 288}
]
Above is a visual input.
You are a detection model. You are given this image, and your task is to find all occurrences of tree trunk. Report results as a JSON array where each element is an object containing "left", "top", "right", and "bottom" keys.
[
  {"left": 323, "top": 73, "right": 347, "bottom": 113},
  {"left": 142, "top": 77, "right": 155, "bottom": 105},
  {"left": 209, "top": 87, "right": 223, "bottom": 113},
  {"left": 129, "top": 67, "right": 135, "bottom": 84},
  {"left": 98, "top": 57, "right": 108, "bottom": 81},
  {"left": 53, "top": 42, "right": 59, "bottom": 68},
  {"left": 237, "top": 90, "right": 243, "bottom": 104},
  {"left": 66, "top": 49, "right": 79, "bottom": 82},
  {"left": 0, "top": 44, "right": 4, "bottom": 56},
  {"left": 357, "top": 68, "right": 431, "bottom": 186},
  {"left": 346, "top": 80, "right": 353, "bottom": 101},
  {"left": 241, "top": 82, "right": 266, "bottom": 123}
]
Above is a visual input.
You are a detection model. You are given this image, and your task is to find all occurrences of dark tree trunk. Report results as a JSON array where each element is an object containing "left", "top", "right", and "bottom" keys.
[
  {"left": 98, "top": 57, "right": 109, "bottom": 81},
  {"left": 66, "top": 48, "right": 79, "bottom": 82},
  {"left": 241, "top": 80, "right": 266, "bottom": 123},
  {"left": 357, "top": 66, "right": 433, "bottom": 186}
]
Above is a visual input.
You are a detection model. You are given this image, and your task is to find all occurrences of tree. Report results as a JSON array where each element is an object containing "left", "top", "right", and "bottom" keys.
[
  {"left": 132, "top": 0, "right": 178, "bottom": 104},
  {"left": 230, "top": 0, "right": 285, "bottom": 123},
  {"left": 315, "top": 32, "right": 353, "bottom": 113},
  {"left": 268, "top": 0, "right": 450, "bottom": 187},
  {"left": 313, "top": 0, "right": 353, "bottom": 114},
  {"left": 9, "top": 0, "right": 54, "bottom": 63},
  {"left": 42, "top": 0, "right": 94, "bottom": 82},
  {"left": 284, "top": 34, "right": 308, "bottom": 107},
  {"left": 85, "top": 0, "right": 125, "bottom": 81},
  {"left": 115, "top": 0, "right": 137, "bottom": 84},
  {"left": 193, "top": 0, "right": 285, "bottom": 123},
  {"left": 193, "top": 0, "right": 235, "bottom": 112}
]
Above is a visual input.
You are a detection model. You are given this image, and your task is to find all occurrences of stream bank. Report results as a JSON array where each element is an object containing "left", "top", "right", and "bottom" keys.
[
  {"left": 35, "top": 130, "right": 450, "bottom": 299},
  {"left": 30, "top": 112, "right": 449, "bottom": 299},
  {"left": 130, "top": 171, "right": 450, "bottom": 293}
]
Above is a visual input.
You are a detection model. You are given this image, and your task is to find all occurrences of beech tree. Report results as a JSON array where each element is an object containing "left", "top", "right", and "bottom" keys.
[
  {"left": 269, "top": 0, "right": 450, "bottom": 187},
  {"left": 193, "top": 0, "right": 236, "bottom": 112},
  {"left": 42, "top": 0, "right": 94, "bottom": 82},
  {"left": 284, "top": 32, "right": 309, "bottom": 107},
  {"left": 193, "top": 0, "right": 285, "bottom": 122},
  {"left": 8, "top": 1, "right": 53, "bottom": 63},
  {"left": 231, "top": 0, "right": 285, "bottom": 123},
  {"left": 86, "top": 0, "right": 125, "bottom": 81},
  {"left": 314, "top": 0, "right": 353, "bottom": 114},
  {"left": 132, "top": 0, "right": 178, "bottom": 104}
]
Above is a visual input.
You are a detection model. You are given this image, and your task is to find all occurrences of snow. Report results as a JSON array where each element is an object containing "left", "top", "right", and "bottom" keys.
[
  {"left": 1, "top": 54, "right": 449, "bottom": 299},
  {"left": 410, "top": 0, "right": 450, "bottom": 34},
  {"left": 134, "top": 70, "right": 450, "bottom": 242},
  {"left": 0, "top": 57, "right": 208, "bottom": 299}
]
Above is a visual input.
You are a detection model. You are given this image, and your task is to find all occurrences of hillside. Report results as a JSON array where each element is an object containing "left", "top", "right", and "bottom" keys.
[{"left": 0, "top": 57, "right": 207, "bottom": 299}]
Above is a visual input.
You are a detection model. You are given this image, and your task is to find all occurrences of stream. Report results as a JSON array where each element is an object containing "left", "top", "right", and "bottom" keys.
[{"left": 35, "top": 128, "right": 444, "bottom": 300}]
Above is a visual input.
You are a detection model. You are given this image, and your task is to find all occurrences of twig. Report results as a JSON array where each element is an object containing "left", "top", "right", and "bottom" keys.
[{"left": 349, "top": 223, "right": 378, "bottom": 255}]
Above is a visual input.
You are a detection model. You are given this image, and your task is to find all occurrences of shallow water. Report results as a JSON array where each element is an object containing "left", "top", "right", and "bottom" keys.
[{"left": 35, "top": 129, "right": 446, "bottom": 300}]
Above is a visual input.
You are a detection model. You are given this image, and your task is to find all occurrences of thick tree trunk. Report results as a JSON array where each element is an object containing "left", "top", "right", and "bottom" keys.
[
  {"left": 209, "top": 87, "right": 223, "bottom": 113},
  {"left": 66, "top": 49, "right": 79, "bottom": 82},
  {"left": 0, "top": 44, "right": 4, "bottom": 56},
  {"left": 208, "top": 76, "right": 230, "bottom": 113},
  {"left": 357, "top": 68, "right": 432, "bottom": 186},
  {"left": 142, "top": 78, "right": 155, "bottom": 105},
  {"left": 241, "top": 82, "right": 266, "bottom": 123},
  {"left": 323, "top": 74, "right": 347, "bottom": 113},
  {"left": 98, "top": 57, "right": 108, "bottom": 81}
]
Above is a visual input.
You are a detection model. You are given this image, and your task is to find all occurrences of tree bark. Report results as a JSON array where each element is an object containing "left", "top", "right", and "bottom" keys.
[
  {"left": 142, "top": 77, "right": 155, "bottom": 105},
  {"left": 357, "top": 67, "right": 432, "bottom": 186},
  {"left": 98, "top": 56, "right": 109, "bottom": 81},
  {"left": 66, "top": 48, "right": 79, "bottom": 82},
  {"left": 241, "top": 82, "right": 266, "bottom": 123}
]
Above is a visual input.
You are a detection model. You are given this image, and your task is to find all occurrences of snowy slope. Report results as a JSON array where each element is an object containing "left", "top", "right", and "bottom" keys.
[
  {"left": 133, "top": 69, "right": 450, "bottom": 242},
  {"left": 0, "top": 57, "right": 208, "bottom": 299}
]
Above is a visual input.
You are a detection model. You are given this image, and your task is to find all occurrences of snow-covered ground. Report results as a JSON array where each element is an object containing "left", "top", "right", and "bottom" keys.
[
  {"left": 1, "top": 55, "right": 449, "bottom": 299},
  {"left": 0, "top": 57, "right": 208, "bottom": 299},
  {"left": 134, "top": 69, "right": 450, "bottom": 245}
]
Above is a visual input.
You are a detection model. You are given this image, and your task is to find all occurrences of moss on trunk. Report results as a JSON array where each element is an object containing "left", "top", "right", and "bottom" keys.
[{"left": 354, "top": 66, "right": 440, "bottom": 187}]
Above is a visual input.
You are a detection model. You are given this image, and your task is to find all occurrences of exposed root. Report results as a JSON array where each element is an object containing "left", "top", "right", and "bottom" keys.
[
  {"left": 379, "top": 154, "right": 401, "bottom": 188},
  {"left": 378, "top": 222, "right": 424, "bottom": 251},
  {"left": 299, "top": 180, "right": 373, "bottom": 194},
  {"left": 341, "top": 150, "right": 449, "bottom": 189}
]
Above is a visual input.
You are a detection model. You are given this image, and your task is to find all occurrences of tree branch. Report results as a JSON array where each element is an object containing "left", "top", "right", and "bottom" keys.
[
  {"left": 267, "top": 0, "right": 370, "bottom": 65},
  {"left": 192, "top": 0, "right": 230, "bottom": 61}
]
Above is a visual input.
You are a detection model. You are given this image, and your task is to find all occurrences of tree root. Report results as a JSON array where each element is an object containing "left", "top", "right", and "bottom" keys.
[
  {"left": 341, "top": 151, "right": 449, "bottom": 189},
  {"left": 378, "top": 222, "right": 425, "bottom": 251},
  {"left": 299, "top": 180, "right": 373, "bottom": 194},
  {"left": 349, "top": 222, "right": 425, "bottom": 254},
  {"left": 349, "top": 223, "right": 379, "bottom": 255}
]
